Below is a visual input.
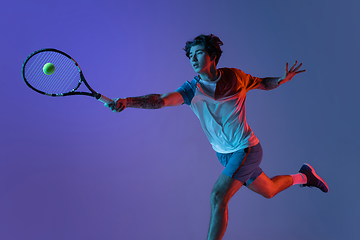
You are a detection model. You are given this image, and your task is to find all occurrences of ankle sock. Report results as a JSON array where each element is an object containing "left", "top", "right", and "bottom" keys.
[{"left": 291, "top": 173, "right": 307, "bottom": 185}]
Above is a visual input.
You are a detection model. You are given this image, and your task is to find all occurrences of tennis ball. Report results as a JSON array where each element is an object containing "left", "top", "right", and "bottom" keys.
[{"left": 43, "top": 63, "right": 55, "bottom": 75}]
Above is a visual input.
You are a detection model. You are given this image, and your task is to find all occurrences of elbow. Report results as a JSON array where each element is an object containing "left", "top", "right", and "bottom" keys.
[{"left": 158, "top": 96, "right": 166, "bottom": 108}]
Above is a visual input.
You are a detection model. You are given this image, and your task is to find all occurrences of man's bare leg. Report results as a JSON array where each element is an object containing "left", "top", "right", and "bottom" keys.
[
  {"left": 207, "top": 174, "right": 242, "bottom": 240},
  {"left": 247, "top": 172, "right": 293, "bottom": 198},
  {"left": 248, "top": 164, "right": 329, "bottom": 197},
  {"left": 207, "top": 166, "right": 328, "bottom": 239}
]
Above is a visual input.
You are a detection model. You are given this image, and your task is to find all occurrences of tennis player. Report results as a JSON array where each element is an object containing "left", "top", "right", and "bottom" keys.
[{"left": 105, "top": 34, "right": 329, "bottom": 240}]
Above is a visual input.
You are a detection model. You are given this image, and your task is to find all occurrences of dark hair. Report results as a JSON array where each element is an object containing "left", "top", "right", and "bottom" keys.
[{"left": 184, "top": 34, "right": 223, "bottom": 65}]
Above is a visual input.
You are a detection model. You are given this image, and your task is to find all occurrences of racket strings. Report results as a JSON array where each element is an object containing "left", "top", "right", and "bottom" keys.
[{"left": 24, "top": 51, "right": 81, "bottom": 95}]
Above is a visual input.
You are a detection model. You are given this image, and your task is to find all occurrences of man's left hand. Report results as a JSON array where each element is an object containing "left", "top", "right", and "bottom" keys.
[{"left": 279, "top": 61, "right": 306, "bottom": 84}]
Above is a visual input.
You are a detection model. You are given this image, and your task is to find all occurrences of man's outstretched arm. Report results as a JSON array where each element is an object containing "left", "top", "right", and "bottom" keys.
[
  {"left": 258, "top": 61, "right": 306, "bottom": 90},
  {"left": 105, "top": 92, "right": 184, "bottom": 113}
]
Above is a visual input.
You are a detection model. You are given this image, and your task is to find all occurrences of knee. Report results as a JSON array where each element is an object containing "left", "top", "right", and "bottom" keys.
[
  {"left": 262, "top": 191, "right": 276, "bottom": 199},
  {"left": 210, "top": 190, "right": 228, "bottom": 207}
]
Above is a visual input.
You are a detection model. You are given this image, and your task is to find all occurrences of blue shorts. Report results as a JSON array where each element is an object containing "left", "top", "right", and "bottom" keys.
[{"left": 216, "top": 143, "right": 263, "bottom": 186}]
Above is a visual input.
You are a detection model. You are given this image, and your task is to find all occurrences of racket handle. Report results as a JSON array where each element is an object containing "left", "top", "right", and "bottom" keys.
[{"left": 97, "top": 94, "right": 113, "bottom": 104}]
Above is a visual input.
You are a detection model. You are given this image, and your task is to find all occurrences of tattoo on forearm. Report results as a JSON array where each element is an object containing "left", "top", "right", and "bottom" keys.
[
  {"left": 261, "top": 77, "right": 281, "bottom": 90},
  {"left": 126, "top": 94, "right": 165, "bottom": 109}
]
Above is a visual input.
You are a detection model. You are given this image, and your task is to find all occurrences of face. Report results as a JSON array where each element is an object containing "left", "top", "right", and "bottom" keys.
[{"left": 189, "top": 45, "right": 215, "bottom": 74}]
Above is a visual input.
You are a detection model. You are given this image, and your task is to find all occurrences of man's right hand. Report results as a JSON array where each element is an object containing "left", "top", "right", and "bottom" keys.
[{"left": 104, "top": 98, "right": 127, "bottom": 113}]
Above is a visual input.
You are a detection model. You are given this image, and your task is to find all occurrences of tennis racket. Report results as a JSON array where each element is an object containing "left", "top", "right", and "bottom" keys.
[{"left": 21, "top": 48, "right": 113, "bottom": 104}]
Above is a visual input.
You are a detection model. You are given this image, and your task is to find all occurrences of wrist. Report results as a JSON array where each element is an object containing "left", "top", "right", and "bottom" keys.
[{"left": 278, "top": 76, "right": 285, "bottom": 85}]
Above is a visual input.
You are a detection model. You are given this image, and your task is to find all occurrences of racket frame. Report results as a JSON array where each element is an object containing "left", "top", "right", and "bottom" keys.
[{"left": 22, "top": 48, "right": 111, "bottom": 103}]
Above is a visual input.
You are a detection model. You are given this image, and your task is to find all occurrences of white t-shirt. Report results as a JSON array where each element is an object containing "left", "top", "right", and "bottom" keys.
[{"left": 176, "top": 67, "right": 261, "bottom": 153}]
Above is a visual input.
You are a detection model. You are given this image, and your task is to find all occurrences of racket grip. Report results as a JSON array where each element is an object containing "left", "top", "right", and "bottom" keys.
[{"left": 97, "top": 94, "right": 113, "bottom": 104}]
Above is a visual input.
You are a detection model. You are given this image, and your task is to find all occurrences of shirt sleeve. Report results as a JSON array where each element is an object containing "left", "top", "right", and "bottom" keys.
[
  {"left": 232, "top": 68, "right": 262, "bottom": 91},
  {"left": 175, "top": 77, "right": 199, "bottom": 105}
]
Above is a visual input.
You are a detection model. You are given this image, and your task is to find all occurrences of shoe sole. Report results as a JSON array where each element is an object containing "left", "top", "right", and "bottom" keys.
[{"left": 304, "top": 163, "right": 329, "bottom": 193}]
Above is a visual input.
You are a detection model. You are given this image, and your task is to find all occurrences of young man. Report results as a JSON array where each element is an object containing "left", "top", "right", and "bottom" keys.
[{"left": 105, "top": 34, "right": 329, "bottom": 240}]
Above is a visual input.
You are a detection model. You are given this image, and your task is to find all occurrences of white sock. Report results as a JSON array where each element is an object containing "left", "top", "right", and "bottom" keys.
[{"left": 291, "top": 173, "right": 307, "bottom": 185}]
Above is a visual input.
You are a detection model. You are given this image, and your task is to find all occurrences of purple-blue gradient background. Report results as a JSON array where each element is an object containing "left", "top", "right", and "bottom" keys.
[{"left": 1, "top": 0, "right": 359, "bottom": 239}]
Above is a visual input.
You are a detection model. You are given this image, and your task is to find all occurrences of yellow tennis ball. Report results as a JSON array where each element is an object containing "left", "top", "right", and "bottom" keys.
[{"left": 43, "top": 63, "right": 55, "bottom": 75}]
